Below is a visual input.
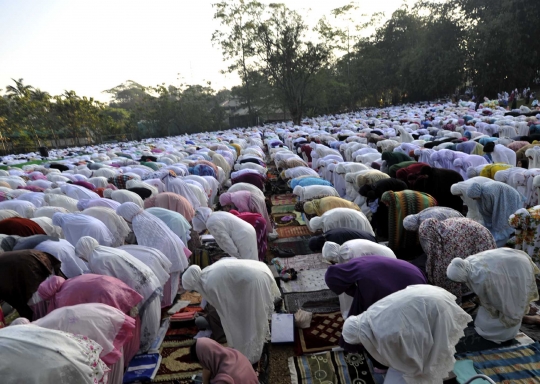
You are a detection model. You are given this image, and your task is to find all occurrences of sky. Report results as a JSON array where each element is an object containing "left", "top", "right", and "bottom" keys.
[{"left": 0, "top": 0, "right": 405, "bottom": 102}]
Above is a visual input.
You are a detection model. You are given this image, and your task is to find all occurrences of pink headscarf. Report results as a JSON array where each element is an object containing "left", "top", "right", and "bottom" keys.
[
  {"left": 196, "top": 338, "right": 258, "bottom": 384},
  {"left": 38, "top": 274, "right": 142, "bottom": 315},
  {"left": 219, "top": 191, "right": 250, "bottom": 212}
]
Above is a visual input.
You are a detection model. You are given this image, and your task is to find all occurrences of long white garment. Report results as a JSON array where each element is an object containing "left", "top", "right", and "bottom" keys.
[
  {"left": 75, "top": 236, "right": 163, "bottom": 352},
  {"left": 30, "top": 217, "right": 64, "bottom": 238},
  {"left": 82, "top": 207, "right": 130, "bottom": 247},
  {"left": 60, "top": 184, "right": 100, "bottom": 200},
  {"left": 450, "top": 176, "right": 492, "bottom": 225},
  {"left": 0, "top": 200, "right": 36, "bottom": 218},
  {"left": 16, "top": 192, "right": 47, "bottom": 207},
  {"left": 162, "top": 174, "right": 201, "bottom": 209},
  {"left": 227, "top": 182, "right": 265, "bottom": 200},
  {"left": 109, "top": 190, "right": 144, "bottom": 208},
  {"left": 52, "top": 212, "right": 114, "bottom": 247},
  {"left": 0, "top": 210, "right": 21, "bottom": 220},
  {"left": 34, "top": 206, "right": 70, "bottom": 219},
  {"left": 182, "top": 259, "right": 281, "bottom": 363},
  {"left": 0, "top": 325, "right": 109, "bottom": 384},
  {"left": 44, "top": 194, "right": 79, "bottom": 212},
  {"left": 193, "top": 209, "right": 258, "bottom": 260},
  {"left": 342, "top": 285, "right": 472, "bottom": 384},
  {"left": 116, "top": 202, "right": 188, "bottom": 274},
  {"left": 309, "top": 208, "right": 374, "bottom": 235},
  {"left": 447, "top": 248, "right": 539, "bottom": 343},
  {"left": 119, "top": 245, "right": 172, "bottom": 287},
  {"left": 34, "top": 239, "right": 90, "bottom": 278},
  {"left": 76, "top": 198, "right": 121, "bottom": 211},
  {"left": 185, "top": 182, "right": 209, "bottom": 207},
  {"left": 293, "top": 185, "right": 339, "bottom": 201}
]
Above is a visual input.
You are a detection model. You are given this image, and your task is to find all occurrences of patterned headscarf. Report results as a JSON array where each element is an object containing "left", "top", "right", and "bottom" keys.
[{"left": 418, "top": 217, "right": 496, "bottom": 303}]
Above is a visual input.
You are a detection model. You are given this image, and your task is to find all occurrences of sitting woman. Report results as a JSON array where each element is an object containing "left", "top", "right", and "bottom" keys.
[
  {"left": 342, "top": 285, "right": 471, "bottom": 384},
  {"left": 190, "top": 337, "right": 258, "bottom": 384},
  {"left": 447, "top": 248, "right": 539, "bottom": 343}
]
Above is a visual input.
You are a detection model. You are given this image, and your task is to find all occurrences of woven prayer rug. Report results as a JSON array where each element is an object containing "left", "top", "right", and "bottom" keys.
[
  {"left": 271, "top": 193, "right": 297, "bottom": 206},
  {"left": 456, "top": 342, "right": 540, "bottom": 383},
  {"left": 151, "top": 339, "right": 201, "bottom": 383},
  {"left": 271, "top": 204, "right": 296, "bottom": 214},
  {"left": 281, "top": 269, "right": 329, "bottom": 294},
  {"left": 273, "top": 212, "right": 302, "bottom": 227},
  {"left": 294, "top": 312, "right": 344, "bottom": 355},
  {"left": 284, "top": 290, "right": 340, "bottom": 314},
  {"left": 272, "top": 236, "right": 313, "bottom": 256},
  {"left": 273, "top": 253, "right": 328, "bottom": 272},
  {"left": 277, "top": 225, "right": 312, "bottom": 238},
  {"left": 289, "top": 351, "right": 375, "bottom": 384}
]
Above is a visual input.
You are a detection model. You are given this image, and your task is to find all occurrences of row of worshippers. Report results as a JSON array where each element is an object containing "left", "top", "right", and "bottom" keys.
[{"left": 0, "top": 134, "right": 275, "bottom": 383}]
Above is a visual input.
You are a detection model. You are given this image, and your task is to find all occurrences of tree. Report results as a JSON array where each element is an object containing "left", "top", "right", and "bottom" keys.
[
  {"left": 214, "top": 2, "right": 332, "bottom": 124},
  {"left": 212, "top": 1, "right": 263, "bottom": 117},
  {"left": 5, "top": 78, "right": 33, "bottom": 99}
]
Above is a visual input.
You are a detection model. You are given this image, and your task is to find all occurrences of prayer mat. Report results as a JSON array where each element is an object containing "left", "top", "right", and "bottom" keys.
[
  {"left": 284, "top": 290, "right": 340, "bottom": 314},
  {"left": 277, "top": 225, "right": 312, "bottom": 239},
  {"left": 273, "top": 212, "right": 302, "bottom": 227},
  {"left": 455, "top": 322, "right": 519, "bottom": 354},
  {"left": 271, "top": 204, "right": 296, "bottom": 214},
  {"left": 179, "top": 292, "right": 202, "bottom": 305},
  {"left": 164, "top": 326, "right": 198, "bottom": 342},
  {"left": 271, "top": 193, "right": 297, "bottom": 206},
  {"left": 294, "top": 312, "right": 344, "bottom": 355},
  {"left": 273, "top": 253, "right": 328, "bottom": 272},
  {"left": 289, "top": 351, "right": 375, "bottom": 384},
  {"left": 456, "top": 342, "right": 540, "bottom": 383},
  {"left": 272, "top": 236, "right": 313, "bottom": 256},
  {"left": 281, "top": 269, "right": 329, "bottom": 294},
  {"left": 151, "top": 339, "right": 201, "bottom": 383}
]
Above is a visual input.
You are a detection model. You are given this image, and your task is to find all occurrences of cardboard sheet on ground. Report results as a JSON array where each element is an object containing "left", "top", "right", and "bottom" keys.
[{"left": 271, "top": 313, "right": 294, "bottom": 343}]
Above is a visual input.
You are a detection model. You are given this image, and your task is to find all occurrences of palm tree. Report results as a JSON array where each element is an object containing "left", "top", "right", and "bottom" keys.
[
  {"left": 5, "top": 78, "right": 33, "bottom": 99},
  {"left": 30, "top": 88, "right": 50, "bottom": 101}
]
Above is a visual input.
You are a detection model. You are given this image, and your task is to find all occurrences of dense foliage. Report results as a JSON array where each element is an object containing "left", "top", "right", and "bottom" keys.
[{"left": 1, "top": 0, "right": 539, "bottom": 152}]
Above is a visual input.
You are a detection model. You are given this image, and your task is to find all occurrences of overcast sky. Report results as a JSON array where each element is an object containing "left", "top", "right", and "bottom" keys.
[{"left": 0, "top": 0, "right": 405, "bottom": 101}]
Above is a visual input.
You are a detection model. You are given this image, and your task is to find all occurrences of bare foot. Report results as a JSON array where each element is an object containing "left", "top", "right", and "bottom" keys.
[{"left": 522, "top": 315, "right": 540, "bottom": 325}]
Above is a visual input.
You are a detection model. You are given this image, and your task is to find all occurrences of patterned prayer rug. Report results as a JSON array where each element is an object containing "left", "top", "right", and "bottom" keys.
[
  {"left": 294, "top": 312, "right": 344, "bottom": 355},
  {"left": 271, "top": 236, "right": 313, "bottom": 256},
  {"left": 163, "top": 326, "right": 198, "bottom": 342},
  {"left": 277, "top": 225, "right": 312, "bottom": 239},
  {"left": 273, "top": 253, "right": 328, "bottom": 272},
  {"left": 271, "top": 193, "right": 297, "bottom": 206},
  {"left": 289, "top": 351, "right": 376, "bottom": 384},
  {"left": 284, "top": 290, "right": 340, "bottom": 314},
  {"left": 151, "top": 339, "right": 201, "bottom": 383},
  {"left": 281, "top": 269, "right": 329, "bottom": 294},
  {"left": 271, "top": 204, "right": 296, "bottom": 214},
  {"left": 456, "top": 342, "right": 540, "bottom": 383},
  {"left": 273, "top": 212, "right": 302, "bottom": 227}
]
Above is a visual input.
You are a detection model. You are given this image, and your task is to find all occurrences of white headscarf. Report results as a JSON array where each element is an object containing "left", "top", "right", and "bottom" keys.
[
  {"left": 30, "top": 217, "right": 63, "bottom": 238},
  {"left": 322, "top": 239, "right": 396, "bottom": 264},
  {"left": 119, "top": 245, "right": 171, "bottom": 287},
  {"left": 447, "top": 248, "right": 539, "bottom": 339},
  {"left": 0, "top": 210, "right": 21, "bottom": 220},
  {"left": 309, "top": 208, "right": 374, "bottom": 235},
  {"left": 342, "top": 285, "right": 472, "bottom": 384},
  {"left": 44, "top": 194, "right": 79, "bottom": 212},
  {"left": 52, "top": 212, "right": 114, "bottom": 247},
  {"left": 0, "top": 200, "right": 35, "bottom": 218},
  {"left": 182, "top": 259, "right": 280, "bottom": 363},
  {"left": 192, "top": 207, "right": 212, "bottom": 232},
  {"left": 60, "top": 184, "right": 100, "bottom": 200},
  {"left": 34, "top": 239, "right": 90, "bottom": 278},
  {"left": 82, "top": 207, "right": 130, "bottom": 247},
  {"left": 110, "top": 190, "right": 144, "bottom": 208},
  {"left": 33, "top": 206, "right": 70, "bottom": 219}
]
